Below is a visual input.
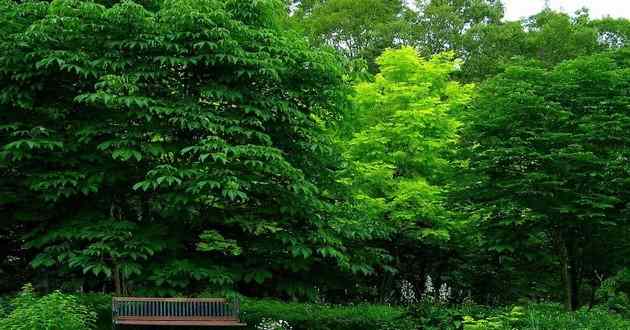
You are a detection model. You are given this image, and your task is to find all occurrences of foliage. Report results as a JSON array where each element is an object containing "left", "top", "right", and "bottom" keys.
[
  {"left": 241, "top": 298, "right": 415, "bottom": 330},
  {"left": 460, "top": 48, "right": 630, "bottom": 309},
  {"left": 0, "top": 284, "right": 96, "bottom": 330},
  {"left": 408, "top": 0, "right": 505, "bottom": 57},
  {"left": 335, "top": 46, "right": 473, "bottom": 301},
  {"left": 0, "top": 0, "right": 352, "bottom": 298},
  {"left": 462, "top": 306, "right": 525, "bottom": 329},
  {"left": 73, "top": 293, "right": 112, "bottom": 330},
  {"left": 55, "top": 294, "right": 630, "bottom": 330},
  {"left": 596, "top": 268, "right": 630, "bottom": 315},
  {"left": 26, "top": 219, "right": 164, "bottom": 285},
  {"left": 3, "top": 0, "right": 630, "bottom": 322},
  {"left": 518, "top": 303, "right": 630, "bottom": 330},
  {"left": 459, "top": 10, "right": 630, "bottom": 81},
  {"left": 256, "top": 318, "right": 293, "bottom": 330},
  {"left": 407, "top": 300, "right": 472, "bottom": 330},
  {"left": 292, "top": 0, "right": 409, "bottom": 71}
]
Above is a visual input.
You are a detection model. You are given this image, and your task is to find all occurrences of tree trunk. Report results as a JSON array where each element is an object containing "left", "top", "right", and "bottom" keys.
[
  {"left": 560, "top": 235, "right": 579, "bottom": 311},
  {"left": 113, "top": 264, "right": 122, "bottom": 296}
]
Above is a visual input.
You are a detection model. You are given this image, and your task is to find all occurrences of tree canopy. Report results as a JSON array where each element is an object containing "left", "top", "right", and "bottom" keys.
[
  {"left": 0, "top": 0, "right": 355, "bottom": 297},
  {"left": 461, "top": 49, "right": 630, "bottom": 309}
]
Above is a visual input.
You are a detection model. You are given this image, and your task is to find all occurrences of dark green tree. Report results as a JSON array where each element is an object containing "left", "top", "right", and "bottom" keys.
[
  {"left": 460, "top": 10, "right": 630, "bottom": 81},
  {"left": 407, "top": 0, "right": 505, "bottom": 57},
  {"left": 291, "top": 0, "right": 410, "bottom": 72},
  {"left": 0, "top": 0, "right": 356, "bottom": 298},
  {"left": 461, "top": 49, "right": 630, "bottom": 310}
]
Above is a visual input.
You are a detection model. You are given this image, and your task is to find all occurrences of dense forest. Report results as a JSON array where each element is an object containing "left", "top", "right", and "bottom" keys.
[{"left": 2, "top": 0, "right": 630, "bottom": 329}]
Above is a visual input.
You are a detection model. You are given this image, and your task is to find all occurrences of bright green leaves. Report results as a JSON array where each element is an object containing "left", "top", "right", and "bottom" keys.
[
  {"left": 341, "top": 47, "right": 471, "bottom": 228},
  {"left": 0, "top": 285, "right": 97, "bottom": 330},
  {"left": 197, "top": 230, "right": 242, "bottom": 256},
  {"left": 335, "top": 46, "right": 472, "bottom": 285}
]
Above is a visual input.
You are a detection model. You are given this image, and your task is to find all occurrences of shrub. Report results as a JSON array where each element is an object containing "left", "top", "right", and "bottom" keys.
[
  {"left": 241, "top": 298, "right": 415, "bottom": 330},
  {"left": 596, "top": 268, "right": 630, "bottom": 315},
  {"left": 0, "top": 284, "right": 97, "bottom": 330},
  {"left": 462, "top": 306, "right": 525, "bottom": 329},
  {"left": 521, "top": 303, "right": 630, "bottom": 330},
  {"left": 74, "top": 293, "right": 112, "bottom": 330},
  {"left": 407, "top": 302, "right": 630, "bottom": 330},
  {"left": 406, "top": 300, "right": 467, "bottom": 330}
]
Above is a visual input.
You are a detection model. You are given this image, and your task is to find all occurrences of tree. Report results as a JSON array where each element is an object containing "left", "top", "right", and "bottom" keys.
[
  {"left": 459, "top": 10, "right": 630, "bottom": 82},
  {"left": 292, "top": 0, "right": 410, "bottom": 72},
  {"left": 0, "top": 0, "right": 353, "bottom": 297},
  {"left": 336, "top": 46, "right": 473, "bottom": 301},
  {"left": 407, "top": 0, "right": 504, "bottom": 57},
  {"left": 461, "top": 49, "right": 630, "bottom": 310}
]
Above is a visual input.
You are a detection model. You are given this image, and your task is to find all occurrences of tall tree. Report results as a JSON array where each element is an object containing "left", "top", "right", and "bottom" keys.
[
  {"left": 407, "top": 0, "right": 504, "bottom": 57},
  {"left": 0, "top": 0, "right": 354, "bottom": 298},
  {"left": 460, "top": 10, "right": 630, "bottom": 81},
  {"left": 337, "top": 47, "right": 473, "bottom": 301},
  {"left": 461, "top": 49, "right": 630, "bottom": 310},
  {"left": 292, "top": 0, "right": 410, "bottom": 72}
]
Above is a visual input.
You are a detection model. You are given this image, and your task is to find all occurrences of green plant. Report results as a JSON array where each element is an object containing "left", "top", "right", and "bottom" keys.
[
  {"left": 462, "top": 306, "right": 525, "bottom": 330},
  {"left": 256, "top": 318, "right": 293, "bottom": 330},
  {"left": 407, "top": 300, "right": 465, "bottom": 330},
  {"left": 74, "top": 293, "right": 112, "bottom": 330},
  {"left": 596, "top": 268, "right": 630, "bottom": 315},
  {"left": 241, "top": 298, "right": 415, "bottom": 330},
  {"left": 461, "top": 48, "right": 630, "bottom": 310},
  {"left": 521, "top": 303, "right": 630, "bottom": 330},
  {"left": 0, "top": 300, "right": 5, "bottom": 318},
  {"left": 406, "top": 300, "right": 505, "bottom": 330},
  {"left": 336, "top": 45, "right": 474, "bottom": 299},
  {"left": 0, "top": 284, "right": 96, "bottom": 330},
  {"left": 0, "top": 0, "right": 355, "bottom": 298}
]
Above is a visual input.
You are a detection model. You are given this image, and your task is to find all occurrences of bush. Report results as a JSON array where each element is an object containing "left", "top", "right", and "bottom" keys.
[
  {"left": 596, "top": 268, "right": 630, "bottom": 315},
  {"left": 462, "top": 306, "right": 525, "bottom": 329},
  {"left": 407, "top": 302, "right": 630, "bottom": 330},
  {"left": 74, "top": 293, "right": 112, "bottom": 330},
  {"left": 0, "top": 284, "right": 97, "bottom": 330},
  {"left": 406, "top": 300, "right": 498, "bottom": 330},
  {"left": 241, "top": 298, "right": 415, "bottom": 330},
  {"left": 521, "top": 303, "right": 630, "bottom": 330}
]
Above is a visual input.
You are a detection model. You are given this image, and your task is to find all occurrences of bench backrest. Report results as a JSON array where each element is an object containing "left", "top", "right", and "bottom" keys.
[{"left": 112, "top": 297, "right": 241, "bottom": 322}]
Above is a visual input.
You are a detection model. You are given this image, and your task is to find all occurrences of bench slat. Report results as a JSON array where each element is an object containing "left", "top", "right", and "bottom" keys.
[
  {"left": 113, "top": 297, "right": 227, "bottom": 302},
  {"left": 116, "top": 320, "right": 246, "bottom": 326}
]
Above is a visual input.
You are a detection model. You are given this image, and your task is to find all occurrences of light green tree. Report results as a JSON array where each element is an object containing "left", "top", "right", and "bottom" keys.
[{"left": 337, "top": 46, "right": 474, "bottom": 299}]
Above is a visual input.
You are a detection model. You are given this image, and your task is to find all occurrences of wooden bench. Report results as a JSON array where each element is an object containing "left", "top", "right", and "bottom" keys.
[{"left": 112, "top": 297, "right": 246, "bottom": 327}]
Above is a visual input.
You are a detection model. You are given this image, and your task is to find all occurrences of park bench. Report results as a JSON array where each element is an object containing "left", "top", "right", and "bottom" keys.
[{"left": 112, "top": 297, "right": 246, "bottom": 327}]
